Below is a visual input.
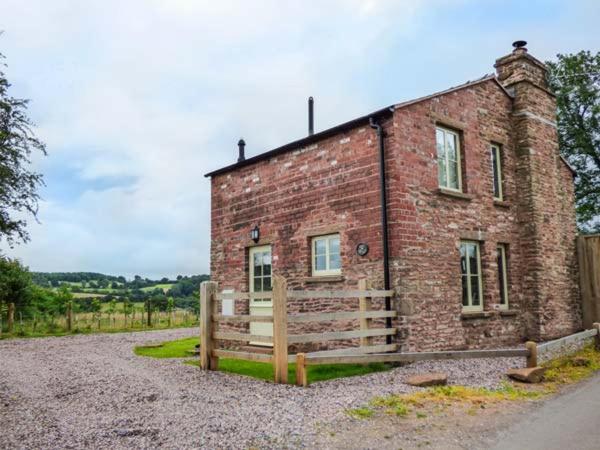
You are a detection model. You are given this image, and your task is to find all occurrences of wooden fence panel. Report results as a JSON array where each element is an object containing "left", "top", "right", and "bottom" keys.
[{"left": 578, "top": 235, "right": 600, "bottom": 329}]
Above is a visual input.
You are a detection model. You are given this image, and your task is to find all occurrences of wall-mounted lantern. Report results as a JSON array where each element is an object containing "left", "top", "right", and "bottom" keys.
[{"left": 251, "top": 225, "right": 260, "bottom": 243}]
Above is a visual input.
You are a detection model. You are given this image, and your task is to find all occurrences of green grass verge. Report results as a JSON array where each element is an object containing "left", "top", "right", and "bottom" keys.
[
  {"left": 135, "top": 337, "right": 199, "bottom": 358},
  {"left": 134, "top": 337, "right": 391, "bottom": 384},
  {"left": 346, "top": 345, "right": 600, "bottom": 420}
]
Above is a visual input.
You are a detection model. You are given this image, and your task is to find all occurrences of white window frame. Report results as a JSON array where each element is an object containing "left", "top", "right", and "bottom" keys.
[
  {"left": 491, "top": 143, "right": 504, "bottom": 201},
  {"left": 436, "top": 126, "right": 463, "bottom": 192},
  {"left": 311, "top": 234, "right": 341, "bottom": 276},
  {"left": 497, "top": 244, "right": 509, "bottom": 309},
  {"left": 460, "top": 241, "right": 483, "bottom": 312}
]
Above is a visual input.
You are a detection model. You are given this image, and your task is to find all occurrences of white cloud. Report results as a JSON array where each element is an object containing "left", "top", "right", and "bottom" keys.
[{"left": 1, "top": 0, "right": 443, "bottom": 277}]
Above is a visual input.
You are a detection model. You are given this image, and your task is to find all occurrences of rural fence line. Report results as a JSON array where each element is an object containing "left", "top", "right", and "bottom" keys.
[{"left": 0, "top": 302, "right": 199, "bottom": 337}]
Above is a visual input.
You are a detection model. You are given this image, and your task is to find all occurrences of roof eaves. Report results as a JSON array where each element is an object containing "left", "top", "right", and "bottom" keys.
[
  {"left": 393, "top": 74, "right": 513, "bottom": 111},
  {"left": 204, "top": 106, "right": 394, "bottom": 178}
]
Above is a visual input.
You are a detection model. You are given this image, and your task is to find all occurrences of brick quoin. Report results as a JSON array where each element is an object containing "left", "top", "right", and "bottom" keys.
[{"left": 206, "top": 43, "right": 581, "bottom": 352}]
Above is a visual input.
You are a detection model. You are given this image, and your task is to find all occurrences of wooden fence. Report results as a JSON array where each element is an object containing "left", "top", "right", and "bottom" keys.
[
  {"left": 200, "top": 275, "right": 396, "bottom": 384},
  {"left": 201, "top": 276, "right": 592, "bottom": 386},
  {"left": 578, "top": 234, "right": 600, "bottom": 329}
]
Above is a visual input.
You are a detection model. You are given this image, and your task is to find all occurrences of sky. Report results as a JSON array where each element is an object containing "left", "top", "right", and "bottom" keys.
[{"left": 1, "top": 0, "right": 599, "bottom": 279}]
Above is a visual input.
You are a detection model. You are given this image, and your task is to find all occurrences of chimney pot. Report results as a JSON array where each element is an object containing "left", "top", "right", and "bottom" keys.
[{"left": 512, "top": 40, "right": 528, "bottom": 52}]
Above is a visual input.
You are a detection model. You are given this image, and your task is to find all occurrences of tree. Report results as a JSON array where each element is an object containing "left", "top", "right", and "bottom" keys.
[
  {"left": 547, "top": 51, "right": 600, "bottom": 232},
  {"left": 0, "top": 50, "right": 46, "bottom": 245},
  {"left": 0, "top": 257, "right": 32, "bottom": 312}
]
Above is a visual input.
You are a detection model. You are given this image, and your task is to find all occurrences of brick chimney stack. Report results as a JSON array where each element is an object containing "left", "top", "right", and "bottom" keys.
[{"left": 494, "top": 42, "right": 581, "bottom": 341}]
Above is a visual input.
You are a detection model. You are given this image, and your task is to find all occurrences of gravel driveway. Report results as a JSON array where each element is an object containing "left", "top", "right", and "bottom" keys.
[{"left": 0, "top": 329, "right": 523, "bottom": 449}]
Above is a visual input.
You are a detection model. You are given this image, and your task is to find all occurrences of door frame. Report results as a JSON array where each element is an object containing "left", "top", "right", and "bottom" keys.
[{"left": 248, "top": 245, "right": 273, "bottom": 346}]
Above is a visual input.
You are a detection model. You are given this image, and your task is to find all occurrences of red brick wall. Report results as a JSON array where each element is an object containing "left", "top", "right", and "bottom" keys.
[
  {"left": 210, "top": 120, "right": 391, "bottom": 351},
  {"left": 209, "top": 50, "right": 581, "bottom": 351},
  {"left": 387, "top": 79, "right": 527, "bottom": 351}
]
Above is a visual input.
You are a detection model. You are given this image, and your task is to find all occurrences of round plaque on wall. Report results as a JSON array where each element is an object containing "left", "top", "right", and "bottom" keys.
[{"left": 356, "top": 243, "right": 369, "bottom": 257}]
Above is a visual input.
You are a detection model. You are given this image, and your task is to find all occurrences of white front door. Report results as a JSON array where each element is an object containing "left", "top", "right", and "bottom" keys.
[{"left": 249, "top": 245, "right": 273, "bottom": 346}]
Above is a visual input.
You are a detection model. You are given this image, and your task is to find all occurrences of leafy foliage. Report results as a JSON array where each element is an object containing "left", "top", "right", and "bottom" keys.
[
  {"left": 0, "top": 51, "right": 46, "bottom": 245},
  {"left": 547, "top": 51, "right": 600, "bottom": 232},
  {"left": 0, "top": 256, "right": 32, "bottom": 311}
]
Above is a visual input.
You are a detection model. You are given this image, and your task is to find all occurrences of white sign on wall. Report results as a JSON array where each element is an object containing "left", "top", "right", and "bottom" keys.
[{"left": 221, "top": 289, "right": 234, "bottom": 316}]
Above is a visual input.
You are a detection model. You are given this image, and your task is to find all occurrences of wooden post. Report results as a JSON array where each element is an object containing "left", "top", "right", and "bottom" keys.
[
  {"left": 146, "top": 300, "right": 152, "bottom": 327},
  {"left": 272, "top": 274, "right": 288, "bottom": 384},
  {"left": 7, "top": 303, "right": 15, "bottom": 333},
  {"left": 525, "top": 341, "right": 538, "bottom": 368},
  {"left": 359, "top": 279, "right": 373, "bottom": 347},
  {"left": 66, "top": 301, "right": 73, "bottom": 332},
  {"left": 296, "top": 352, "right": 308, "bottom": 387},
  {"left": 594, "top": 323, "right": 600, "bottom": 351},
  {"left": 200, "top": 281, "right": 218, "bottom": 370}
]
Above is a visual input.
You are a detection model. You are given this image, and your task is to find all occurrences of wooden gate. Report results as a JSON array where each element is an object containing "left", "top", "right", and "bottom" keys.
[{"left": 578, "top": 234, "right": 600, "bottom": 328}]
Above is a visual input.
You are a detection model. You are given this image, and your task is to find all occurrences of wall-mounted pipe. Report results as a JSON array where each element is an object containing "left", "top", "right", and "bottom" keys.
[{"left": 369, "top": 117, "right": 392, "bottom": 344}]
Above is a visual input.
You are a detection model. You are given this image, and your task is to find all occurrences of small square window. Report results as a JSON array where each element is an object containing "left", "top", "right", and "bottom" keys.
[{"left": 311, "top": 234, "right": 342, "bottom": 276}]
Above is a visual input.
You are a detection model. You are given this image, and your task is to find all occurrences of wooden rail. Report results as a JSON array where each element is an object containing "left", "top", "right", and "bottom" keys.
[
  {"left": 215, "top": 289, "right": 394, "bottom": 300},
  {"left": 288, "top": 310, "right": 396, "bottom": 323},
  {"left": 578, "top": 235, "right": 600, "bottom": 328},
  {"left": 293, "top": 347, "right": 532, "bottom": 387},
  {"left": 288, "top": 328, "right": 395, "bottom": 344}
]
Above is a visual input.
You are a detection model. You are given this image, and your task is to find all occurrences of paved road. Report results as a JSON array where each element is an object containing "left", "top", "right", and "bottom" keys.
[{"left": 490, "top": 373, "right": 600, "bottom": 450}]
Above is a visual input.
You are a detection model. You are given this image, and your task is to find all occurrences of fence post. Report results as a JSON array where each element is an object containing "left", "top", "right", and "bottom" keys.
[
  {"left": 296, "top": 353, "right": 308, "bottom": 387},
  {"left": 66, "top": 301, "right": 73, "bottom": 332},
  {"left": 272, "top": 274, "right": 288, "bottom": 384},
  {"left": 525, "top": 341, "right": 538, "bottom": 368},
  {"left": 7, "top": 303, "right": 15, "bottom": 333},
  {"left": 146, "top": 300, "right": 152, "bottom": 327},
  {"left": 200, "top": 281, "right": 218, "bottom": 370},
  {"left": 594, "top": 323, "right": 600, "bottom": 351},
  {"left": 359, "top": 279, "right": 372, "bottom": 347}
]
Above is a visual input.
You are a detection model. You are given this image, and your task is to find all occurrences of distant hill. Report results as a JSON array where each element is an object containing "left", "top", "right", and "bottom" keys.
[{"left": 31, "top": 272, "right": 210, "bottom": 305}]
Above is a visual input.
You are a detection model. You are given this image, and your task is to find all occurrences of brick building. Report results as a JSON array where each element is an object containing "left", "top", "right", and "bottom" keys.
[{"left": 205, "top": 42, "right": 581, "bottom": 351}]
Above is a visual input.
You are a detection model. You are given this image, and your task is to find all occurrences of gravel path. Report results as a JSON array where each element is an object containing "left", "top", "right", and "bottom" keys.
[{"left": 0, "top": 329, "right": 524, "bottom": 449}]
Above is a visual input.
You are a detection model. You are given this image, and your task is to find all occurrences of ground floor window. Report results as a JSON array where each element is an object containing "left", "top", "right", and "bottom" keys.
[
  {"left": 497, "top": 244, "right": 509, "bottom": 309},
  {"left": 312, "top": 234, "right": 341, "bottom": 276},
  {"left": 460, "top": 241, "right": 483, "bottom": 311}
]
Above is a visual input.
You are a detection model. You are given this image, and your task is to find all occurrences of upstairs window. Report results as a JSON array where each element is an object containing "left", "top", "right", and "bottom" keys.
[
  {"left": 312, "top": 234, "right": 341, "bottom": 276},
  {"left": 491, "top": 144, "right": 504, "bottom": 200},
  {"left": 436, "top": 127, "right": 462, "bottom": 191},
  {"left": 497, "top": 244, "right": 509, "bottom": 309},
  {"left": 460, "top": 241, "right": 483, "bottom": 311}
]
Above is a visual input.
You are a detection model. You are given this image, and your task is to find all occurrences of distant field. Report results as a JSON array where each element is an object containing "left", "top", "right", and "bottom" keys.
[
  {"left": 141, "top": 283, "right": 174, "bottom": 293},
  {"left": 73, "top": 292, "right": 106, "bottom": 299}
]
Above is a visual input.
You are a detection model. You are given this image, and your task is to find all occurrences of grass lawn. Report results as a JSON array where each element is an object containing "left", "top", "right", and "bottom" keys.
[{"left": 135, "top": 337, "right": 391, "bottom": 384}]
